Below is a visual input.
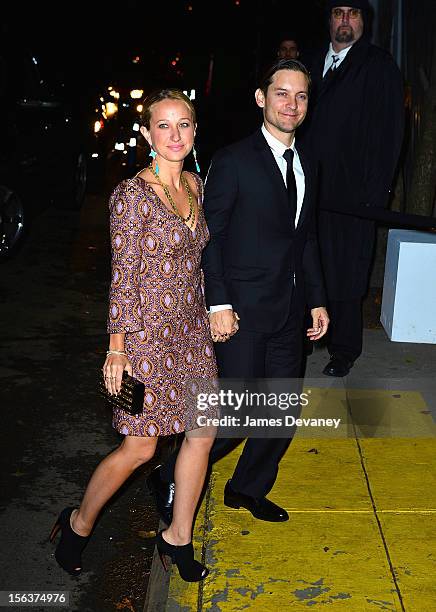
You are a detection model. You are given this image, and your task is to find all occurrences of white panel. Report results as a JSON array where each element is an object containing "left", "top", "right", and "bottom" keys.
[{"left": 381, "top": 230, "right": 436, "bottom": 344}]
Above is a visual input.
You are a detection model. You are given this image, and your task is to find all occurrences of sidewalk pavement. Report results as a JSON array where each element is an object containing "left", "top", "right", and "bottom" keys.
[{"left": 145, "top": 329, "right": 436, "bottom": 611}]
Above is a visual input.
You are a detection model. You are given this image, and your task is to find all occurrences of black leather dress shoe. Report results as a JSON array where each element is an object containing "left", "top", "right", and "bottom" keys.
[
  {"left": 322, "top": 356, "right": 354, "bottom": 377},
  {"left": 224, "top": 480, "right": 289, "bottom": 522},
  {"left": 146, "top": 465, "right": 174, "bottom": 525}
]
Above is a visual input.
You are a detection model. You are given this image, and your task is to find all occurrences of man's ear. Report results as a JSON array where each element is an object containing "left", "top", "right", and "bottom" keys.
[
  {"left": 140, "top": 126, "right": 151, "bottom": 147},
  {"left": 255, "top": 88, "right": 265, "bottom": 109}
]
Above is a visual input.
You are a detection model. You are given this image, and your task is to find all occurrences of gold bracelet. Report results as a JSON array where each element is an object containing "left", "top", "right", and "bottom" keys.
[{"left": 106, "top": 350, "right": 127, "bottom": 356}]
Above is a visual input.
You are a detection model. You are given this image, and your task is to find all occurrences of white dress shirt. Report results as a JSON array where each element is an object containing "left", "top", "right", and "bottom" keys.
[
  {"left": 261, "top": 124, "right": 305, "bottom": 224},
  {"left": 209, "top": 124, "right": 306, "bottom": 314},
  {"left": 322, "top": 42, "right": 353, "bottom": 77}
]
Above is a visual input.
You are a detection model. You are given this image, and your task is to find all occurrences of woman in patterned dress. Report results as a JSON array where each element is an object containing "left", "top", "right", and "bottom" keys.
[{"left": 50, "top": 89, "right": 226, "bottom": 582}]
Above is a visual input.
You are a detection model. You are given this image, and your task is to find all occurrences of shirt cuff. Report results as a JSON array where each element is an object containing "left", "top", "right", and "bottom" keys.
[{"left": 209, "top": 304, "right": 233, "bottom": 314}]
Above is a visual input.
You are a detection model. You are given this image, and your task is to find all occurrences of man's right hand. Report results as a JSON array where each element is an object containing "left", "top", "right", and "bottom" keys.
[{"left": 210, "top": 309, "right": 239, "bottom": 342}]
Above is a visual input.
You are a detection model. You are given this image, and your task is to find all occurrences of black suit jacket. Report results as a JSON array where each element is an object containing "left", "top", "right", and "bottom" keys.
[{"left": 201, "top": 129, "right": 325, "bottom": 334}]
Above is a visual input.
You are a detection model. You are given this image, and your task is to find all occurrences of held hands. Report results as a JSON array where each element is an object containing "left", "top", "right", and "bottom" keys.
[
  {"left": 307, "top": 307, "right": 329, "bottom": 341},
  {"left": 102, "top": 350, "right": 133, "bottom": 395},
  {"left": 210, "top": 309, "right": 240, "bottom": 343}
]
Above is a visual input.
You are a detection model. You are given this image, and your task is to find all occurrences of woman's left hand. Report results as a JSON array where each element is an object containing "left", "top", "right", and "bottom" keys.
[
  {"left": 102, "top": 354, "right": 133, "bottom": 395},
  {"left": 211, "top": 311, "right": 240, "bottom": 342}
]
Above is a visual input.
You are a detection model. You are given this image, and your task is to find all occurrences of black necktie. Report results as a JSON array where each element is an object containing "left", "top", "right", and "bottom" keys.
[
  {"left": 283, "top": 148, "right": 297, "bottom": 227},
  {"left": 323, "top": 54, "right": 339, "bottom": 82}
]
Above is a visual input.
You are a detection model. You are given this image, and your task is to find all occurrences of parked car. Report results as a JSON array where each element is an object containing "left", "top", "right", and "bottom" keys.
[{"left": 0, "top": 39, "right": 94, "bottom": 259}]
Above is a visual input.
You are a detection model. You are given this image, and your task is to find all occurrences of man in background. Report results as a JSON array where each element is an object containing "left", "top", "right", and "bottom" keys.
[
  {"left": 277, "top": 36, "right": 300, "bottom": 60},
  {"left": 302, "top": 0, "right": 404, "bottom": 376}
]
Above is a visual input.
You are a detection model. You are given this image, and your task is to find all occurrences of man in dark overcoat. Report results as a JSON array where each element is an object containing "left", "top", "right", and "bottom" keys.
[{"left": 302, "top": 0, "right": 404, "bottom": 376}]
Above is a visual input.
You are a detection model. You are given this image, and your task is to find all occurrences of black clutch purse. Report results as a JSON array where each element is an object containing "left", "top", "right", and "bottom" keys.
[{"left": 99, "top": 371, "right": 145, "bottom": 416}]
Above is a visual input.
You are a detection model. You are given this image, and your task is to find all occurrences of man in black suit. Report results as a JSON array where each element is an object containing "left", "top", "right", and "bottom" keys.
[
  {"left": 148, "top": 59, "right": 329, "bottom": 523},
  {"left": 302, "top": 0, "right": 404, "bottom": 377}
]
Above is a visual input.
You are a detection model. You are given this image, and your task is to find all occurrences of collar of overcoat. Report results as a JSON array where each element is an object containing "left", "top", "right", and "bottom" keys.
[{"left": 316, "top": 36, "right": 371, "bottom": 98}]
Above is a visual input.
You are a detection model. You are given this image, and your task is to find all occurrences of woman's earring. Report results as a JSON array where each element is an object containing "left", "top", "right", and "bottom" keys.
[
  {"left": 193, "top": 146, "right": 200, "bottom": 173},
  {"left": 149, "top": 147, "right": 159, "bottom": 174}
]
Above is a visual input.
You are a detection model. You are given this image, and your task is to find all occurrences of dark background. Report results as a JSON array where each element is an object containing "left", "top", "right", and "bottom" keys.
[
  {"left": 4, "top": 0, "right": 328, "bottom": 156},
  {"left": 7, "top": 0, "right": 327, "bottom": 82},
  {"left": 1, "top": 2, "right": 435, "bottom": 610},
  {"left": 3, "top": 0, "right": 435, "bottom": 207}
]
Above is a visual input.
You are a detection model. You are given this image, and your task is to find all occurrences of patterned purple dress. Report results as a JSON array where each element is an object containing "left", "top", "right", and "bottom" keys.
[{"left": 107, "top": 173, "right": 217, "bottom": 437}]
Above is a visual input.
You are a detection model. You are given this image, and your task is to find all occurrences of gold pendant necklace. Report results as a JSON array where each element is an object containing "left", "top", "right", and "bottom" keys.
[{"left": 148, "top": 164, "right": 194, "bottom": 226}]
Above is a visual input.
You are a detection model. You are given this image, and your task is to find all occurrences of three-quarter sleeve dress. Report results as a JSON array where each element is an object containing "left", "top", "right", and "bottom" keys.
[{"left": 107, "top": 174, "right": 217, "bottom": 436}]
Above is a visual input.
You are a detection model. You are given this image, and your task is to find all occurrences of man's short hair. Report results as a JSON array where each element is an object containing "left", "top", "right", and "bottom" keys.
[
  {"left": 258, "top": 59, "right": 312, "bottom": 96},
  {"left": 277, "top": 34, "right": 299, "bottom": 46}
]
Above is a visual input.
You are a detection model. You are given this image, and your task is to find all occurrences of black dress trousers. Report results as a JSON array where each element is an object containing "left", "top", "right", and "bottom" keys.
[
  {"left": 160, "top": 292, "right": 304, "bottom": 499},
  {"left": 327, "top": 298, "right": 363, "bottom": 362}
]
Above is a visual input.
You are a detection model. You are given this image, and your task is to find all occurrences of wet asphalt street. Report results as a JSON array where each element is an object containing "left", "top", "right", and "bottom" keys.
[{"left": 0, "top": 168, "right": 169, "bottom": 611}]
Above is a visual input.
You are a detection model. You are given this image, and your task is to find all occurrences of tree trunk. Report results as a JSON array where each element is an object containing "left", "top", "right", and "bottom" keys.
[{"left": 407, "top": 41, "right": 436, "bottom": 216}]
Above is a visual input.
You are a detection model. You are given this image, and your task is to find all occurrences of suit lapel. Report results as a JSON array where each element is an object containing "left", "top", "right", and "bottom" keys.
[
  {"left": 295, "top": 145, "right": 311, "bottom": 231},
  {"left": 253, "top": 130, "right": 290, "bottom": 217},
  {"left": 313, "top": 48, "right": 327, "bottom": 90},
  {"left": 252, "top": 130, "right": 313, "bottom": 231}
]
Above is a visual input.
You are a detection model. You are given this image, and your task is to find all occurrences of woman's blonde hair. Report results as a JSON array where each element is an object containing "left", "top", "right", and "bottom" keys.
[{"left": 140, "top": 88, "right": 196, "bottom": 129}]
